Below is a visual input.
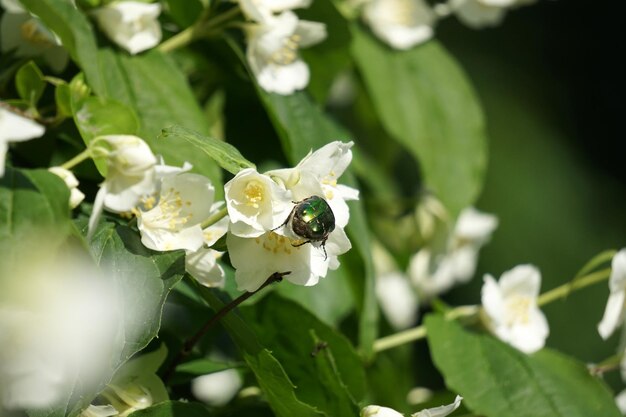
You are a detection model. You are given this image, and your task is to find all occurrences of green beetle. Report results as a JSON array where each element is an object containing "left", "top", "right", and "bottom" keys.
[{"left": 280, "top": 195, "right": 336, "bottom": 258}]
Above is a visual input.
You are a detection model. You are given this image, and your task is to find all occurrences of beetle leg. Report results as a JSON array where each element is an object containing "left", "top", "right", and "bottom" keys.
[{"left": 291, "top": 239, "right": 311, "bottom": 247}]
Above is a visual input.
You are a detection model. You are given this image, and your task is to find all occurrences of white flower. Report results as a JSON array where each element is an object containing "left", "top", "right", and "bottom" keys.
[
  {"left": 246, "top": 11, "right": 326, "bottom": 95},
  {"left": 227, "top": 226, "right": 351, "bottom": 292},
  {"left": 224, "top": 167, "right": 293, "bottom": 238},
  {"left": 0, "top": 249, "right": 118, "bottom": 411},
  {"left": 92, "top": 1, "right": 162, "bottom": 55},
  {"left": 410, "top": 207, "right": 498, "bottom": 300},
  {"left": 138, "top": 173, "right": 216, "bottom": 252},
  {"left": 362, "top": 0, "right": 435, "bottom": 50},
  {"left": 268, "top": 141, "right": 359, "bottom": 229},
  {"left": 361, "top": 396, "right": 463, "bottom": 417},
  {"left": 191, "top": 369, "right": 242, "bottom": 407},
  {"left": 481, "top": 264, "right": 549, "bottom": 353},
  {"left": 597, "top": 249, "right": 626, "bottom": 340},
  {"left": 451, "top": 0, "right": 535, "bottom": 29},
  {"left": 373, "top": 242, "right": 419, "bottom": 330},
  {"left": 376, "top": 271, "right": 419, "bottom": 330},
  {"left": 240, "top": 0, "right": 312, "bottom": 23},
  {"left": 48, "top": 167, "right": 85, "bottom": 208},
  {"left": 616, "top": 389, "right": 626, "bottom": 415},
  {"left": 0, "top": 107, "right": 45, "bottom": 176},
  {"left": 0, "top": 1, "right": 69, "bottom": 72},
  {"left": 185, "top": 203, "right": 230, "bottom": 288}
]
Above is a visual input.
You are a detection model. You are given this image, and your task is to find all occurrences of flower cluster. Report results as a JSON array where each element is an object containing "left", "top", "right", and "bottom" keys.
[
  {"left": 226, "top": 141, "right": 357, "bottom": 291},
  {"left": 360, "top": 0, "right": 536, "bottom": 50},
  {"left": 240, "top": 0, "right": 327, "bottom": 94},
  {"left": 83, "top": 136, "right": 356, "bottom": 293},
  {"left": 0, "top": 106, "right": 45, "bottom": 176}
]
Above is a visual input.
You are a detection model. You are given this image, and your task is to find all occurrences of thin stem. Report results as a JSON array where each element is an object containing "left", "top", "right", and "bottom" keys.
[
  {"left": 537, "top": 268, "right": 611, "bottom": 306},
  {"left": 158, "top": 6, "right": 241, "bottom": 53},
  {"left": 201, "top": 206, "right": 228, "bottom": 229},
  {"left": 373, "top": 267, "right": 612, "bottom": 353},
  {"left": 162, "top": 271, "right": 289, "bottom": 383},
  {"left": 60, "top": 148, "right": 91, "bottom": 170},
  {"left": 373, "top": 305, "right": 478, "bottom": 353}
]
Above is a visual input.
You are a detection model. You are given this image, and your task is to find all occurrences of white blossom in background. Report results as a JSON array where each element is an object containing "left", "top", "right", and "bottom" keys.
[
  {"left": 481, "top": 264, "right": 549, "bottom": 353},
  {"left": 246, "top": 11, "right": 326, "bottom": 95},
  {"left": 0, "top": 249, "right": 118, "bottom": 412},
  {"left": 0, "top": 107, "right": 45, "bottom": 177},
  {"left": 239, "top": 0, "right": 312, "bottom": 23},
  {"left": 361, "top": 395, "right": 463, "bottom": 417},
  {"left": 225, "top": 167, "right": 293, "bottom": 237},
  {"left": 48, "top": 166, "right": 85, "bottom": 208},
  {"left": 449, "top": 0, "right": 536, "bottom": 29},
  {"left": 92, "top": 1, "right": 162, "bottom": 55},
  {"left": 410, "top": 206, "right": 498, "bottom": 300},
  {"left": 362, "top": 0, "right": 435, "bottom": 50},
  {"left": 191, "top": 369, "right": 243, "bottom": 407},
  {"left": 0, "top": 0, "right": 69, "bottom": 72},
  {"left": 138, "top": 173, "right": 216, "bottom": 252},
  {"left": 373, "top": 242, "right": 419, "bottom": 330},
  {"left": 267, "top": 141, "right": 359, "bottom": 229},
  {"left": 597, "top": 249, "right": 626, "bottom": 339},
  {"left": 185, "top": 203, "right": 230, "bottom": 288}
]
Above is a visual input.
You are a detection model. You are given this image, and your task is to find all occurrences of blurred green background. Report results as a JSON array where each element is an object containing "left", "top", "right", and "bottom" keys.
[{"left": 437, "top": 0, "right": 625, "bottom": 373}]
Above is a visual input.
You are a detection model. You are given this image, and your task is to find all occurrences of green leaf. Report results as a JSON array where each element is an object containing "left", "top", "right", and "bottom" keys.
[
  {"left": 55, "top": 82, "right": 72, "bottom": 117},
  {"left": 16, "top": 61, "right": 45, "bottom": 106},
  {"left": 128, "top": 401, "right": 212, "bottom": 417},
  {"left": 89, "top": 223, "right": 185, "bottom": 363},
  {"left": 243, "top": 294, "right": 365, "bottom": 416},
  {"left": 164, "top": 0, "right": 204, "bottom": 28},
  {"left": 351, "top": 28, "right": 488, "bottom": 216},
  {"left": 0, "top": 168, "right": 71, "bottom": 272},
  {"left": 73, "top": 96, "right": 140, "bottom": 143},
  {"left": 425, "top": 315, "right": 622, "bottom": 417},
  {"left": 193, "top": 286, "right": 326, "bottom": 417},
  {"left": 20, "top": 0, "right": 105, "bottom": 94},
  {"left": 159, "top": 125, "right": 255, "bottom": 175},
  {"left": 95, "top": 49, "right": 222, "bottom": 189},
  {"left": 257, "top": 90, "right": 378, "bottom": 357},
  {"left": 114, "top": 345, "right": 170, "bottom": 405}
]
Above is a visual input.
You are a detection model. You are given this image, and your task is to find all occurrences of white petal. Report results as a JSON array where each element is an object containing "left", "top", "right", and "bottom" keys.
[
  {"left": 103, "top": 169, "right": 156, "bottom": 212},
  {"left": 140, "top": 223, "right": 205, "bottom": 252},
  {"left": 411, "top": 395, "right": 463, "bottom": 417},
  {"left": 191, "top": 369, "right": 242, "bottom": 407},
  {"left": 598, "top": 290, "right": 626, "bottom": 340},
  {"left": 256, "top": 59, "right": 310, "bottom": 95},
  {"left": 186, "top": 248, "right": 225, "bottom": 288},
  {"left": 48, "top": 167, "right": 85, "bottom": 208},
  {"left": 87, "top": 184, "right": 107, "bottom": 239},
  {"left": 376, "top": 271, "right": 419, "bottom": 330},
  {"left": 0, "top": 108, "right": 45, "bottom": 143},
  {"left": 498, "top": 264, "right": 541, "bottom": 299},
  {"left": 506, "top": 308, "right": 549, "bottom": 353},
  {"left": 455, "top": 0, "right": 506, "bottom": 29},
  {"left": 0, "top": 141, "right": 8, "bottom": 176},
  {"left": 408, "top": 249, "right": 456, "bottom": 299},
  {"left": 449, "top": 245, "right": 479, "bottom": 283},
  {"left": 363, "top": 0, "right": 435, "bottom": 50},
  {"left": 609, "top": 249, "right": 626, "bottom": 292},
  {"left": 361, "top": 405, "right": 405, "bottom": 417},
  {"left": 295, "top": 20, "right": 327, "bottom": 48},
  {"left": 297, "top": 141, "right": 354, "bottom": 180},
  {"left": 615, "top": 389, "right": 626, "bottom": 415},
  {"left": 92, "top": 2, "right": 162, "bottom": 54},
  {"left": 481, "top": 274, "right": 505, "bottom": 322},
  {"left": 454, "top": 207, "right": 498, "bottom": 242},
  {"left": 1, "top": 0, "right": 25, "bottom": 13}
]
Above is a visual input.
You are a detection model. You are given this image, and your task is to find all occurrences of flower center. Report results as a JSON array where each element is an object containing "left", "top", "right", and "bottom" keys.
[
  {"left": 255, "top": 232, "right": 302, "bottom": 255},
  {"left": 270, "top": 34, "right": 301, "bottom": 66},
  {"left": 244, "top": 181, "right": 264, "bottom": 208},
  {"left": 20, "top": 19, "right": 56, "bottom": 46},
  {"left": 150, "top": 187, "right": 193, "bottom": 231},
  {"left": 505, "top": 295, "right": 532, "bottom": 325}
]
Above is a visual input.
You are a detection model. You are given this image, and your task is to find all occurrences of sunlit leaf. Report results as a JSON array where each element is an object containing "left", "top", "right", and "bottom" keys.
[{"left": 425, "top": 315, "right": 622, "bottom": 417}]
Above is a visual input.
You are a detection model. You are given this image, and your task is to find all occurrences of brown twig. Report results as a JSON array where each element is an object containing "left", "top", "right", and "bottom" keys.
[{"left": 162, "top": 271, "right": 289, "bottom": 383}]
